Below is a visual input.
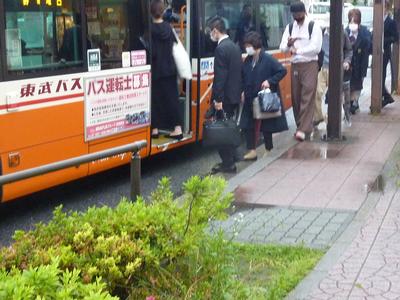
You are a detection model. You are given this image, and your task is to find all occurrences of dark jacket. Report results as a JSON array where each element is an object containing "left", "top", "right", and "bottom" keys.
[
  {"left": 211, "top": 37, "right": 242, "bottom": 105},
  {"left": 343, "top": 31, "right": 353, "bottom": 82},
  {"left": 321, "top": 28, "right": 352, "bottom": 82},
  {"left": 384, "top": 15, "right": 399, "bottom": 56},
  {"left": 345, "top": 25, "right": 371, "bottom": 90},
  {"left": 151, "top": 22, "right": 177, "bottom": 80},
  {"left": 240, "top": 51, "right": 288, "bottom": 133}
]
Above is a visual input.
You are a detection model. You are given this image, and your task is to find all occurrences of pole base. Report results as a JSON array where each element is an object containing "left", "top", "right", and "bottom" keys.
[{"left": 321, "top": 134, "right": 347, "bottom": 142}]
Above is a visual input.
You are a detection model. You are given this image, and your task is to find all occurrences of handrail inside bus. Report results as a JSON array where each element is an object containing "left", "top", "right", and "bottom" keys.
[{"left": 180, "top": 5, "right": 186, "bottom": 41}]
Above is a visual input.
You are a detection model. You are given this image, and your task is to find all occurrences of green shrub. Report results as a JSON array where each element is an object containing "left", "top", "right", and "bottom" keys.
[
  {"left": 0, "top": 176, "right": 233, "bottom": 298},
  {"left": 0, "top": 260, "right": 116, "bottom": 299}
]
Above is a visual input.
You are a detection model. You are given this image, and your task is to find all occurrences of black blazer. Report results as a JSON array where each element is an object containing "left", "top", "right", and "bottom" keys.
[
  {"left": 384, "top": 16, "right": 399, "bottom": 55},
  {"left": 151, "top": 21, "right": 177, "bottom": 81},
  {"left": 346, "top": 25, "right": 371, "bottom": 83},
  {"left": 211, "top": 38, "right": 242, "bottom": 105}
]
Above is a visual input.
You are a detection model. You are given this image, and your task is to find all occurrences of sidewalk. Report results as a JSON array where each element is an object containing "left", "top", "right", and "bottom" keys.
[{"left": 211, "top": 88, "right": 400, "bottom": 298}]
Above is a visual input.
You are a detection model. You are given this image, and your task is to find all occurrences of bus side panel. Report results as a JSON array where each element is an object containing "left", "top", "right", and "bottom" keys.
[
  {"left": 0, "top": 101, "right": 89, "bottom": 201},
  {"left": 191, "top": 79, "right": 198, "bottom": 139},
  {"left": 271, "top": 52, "right": 292, "bottom": 111},
  {"left": 88, "top": 129, "right": 149, "bottom": 175},
  {"left": 0, "top": 101, "right": 84, "bottom": 152},
  {"left": 1, "top": 135, "right": 88, "bottom": 202},
  {"left": 191, "top": 58, "right": 214, "bottom": 141},
  {"left": 191, "top": 79, "right": 213, "bottom": 140}
]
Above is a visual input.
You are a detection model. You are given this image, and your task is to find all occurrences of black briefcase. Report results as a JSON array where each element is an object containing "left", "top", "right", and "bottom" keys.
[{"left": 202, "top": 117, "right": 241, "bottom": 147}]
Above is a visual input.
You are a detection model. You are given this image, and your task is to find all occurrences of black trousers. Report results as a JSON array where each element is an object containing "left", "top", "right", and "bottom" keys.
[
  {"left": 152, "top": 76, "right": 182, "bottom": 129},
  {"left": 218, "top": 104, "right": 238, "bottom": 167},
  {"left": 382, "top": 52, "right": 391, "bottom": 98},
  {"left": 244, "top": 129, "right": 273, "bottom": 151}
]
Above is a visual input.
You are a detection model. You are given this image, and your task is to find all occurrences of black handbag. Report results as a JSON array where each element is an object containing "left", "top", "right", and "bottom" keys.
[
  {"left": 258, "top": 89, "right": 281, "bottom": 113},
  {"left": 203, "top": 111, "right": 241, "bottom": 147}
]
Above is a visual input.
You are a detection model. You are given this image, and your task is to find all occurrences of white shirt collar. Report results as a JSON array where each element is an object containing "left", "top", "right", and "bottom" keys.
[
  {"left": 349, "top": 31, "right": 358, "bottom": 39},
  {"left": 218, "top": 34, "right": 229, "bottom": 44}
]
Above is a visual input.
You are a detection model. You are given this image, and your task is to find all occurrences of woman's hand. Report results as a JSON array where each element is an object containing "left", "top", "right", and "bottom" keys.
[
  {"left": 261, "top": 80, "right": 270, "bottom": 89},
  {"left": 241, "top": 92, "right": 245, "bottom": 104},
  {"left": 214, "top": 101, "right": 223, "bottom": 111}
]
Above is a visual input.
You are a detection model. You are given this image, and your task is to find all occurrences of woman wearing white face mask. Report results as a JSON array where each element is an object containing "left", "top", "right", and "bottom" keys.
[
  {"left": 345, "top": 8, "right": 372, "bottom": 115},
  {"left": 240, "top": 32, "right": 288, "bottom": 161}
]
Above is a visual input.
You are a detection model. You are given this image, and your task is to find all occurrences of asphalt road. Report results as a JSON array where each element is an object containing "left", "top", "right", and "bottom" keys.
[{"left": 0, "top": 142, "right": 253, "bottom": 246}]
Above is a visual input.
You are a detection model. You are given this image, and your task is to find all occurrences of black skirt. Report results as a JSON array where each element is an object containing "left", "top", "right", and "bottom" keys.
[{"left": 151, "top": 76, "right": 182, "bottom": 129}]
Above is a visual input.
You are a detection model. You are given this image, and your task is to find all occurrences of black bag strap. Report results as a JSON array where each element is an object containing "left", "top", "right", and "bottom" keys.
[{"left": 308, "top": 21, "right": 314, "bottom": 39}]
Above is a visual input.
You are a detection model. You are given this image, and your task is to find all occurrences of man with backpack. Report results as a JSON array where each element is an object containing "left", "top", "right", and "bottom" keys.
[{"left": 279, "top": 1, "right": 322, "bottom": 141}]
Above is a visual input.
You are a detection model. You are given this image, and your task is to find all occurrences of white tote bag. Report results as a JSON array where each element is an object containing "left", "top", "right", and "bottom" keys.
[{"left": 172, "top": 28, "right": 192, "bottom": 80}]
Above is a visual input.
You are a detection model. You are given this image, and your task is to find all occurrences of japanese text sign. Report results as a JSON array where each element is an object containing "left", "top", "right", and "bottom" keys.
[
  {"left": 84, "top": 70, "right": 151, "bottom": 141},
  {"left": 87, "top": 49, "right": 101, "bottom": 72},
  {"left": 131, "top": 50, "right": 147, "bottom": 67}
]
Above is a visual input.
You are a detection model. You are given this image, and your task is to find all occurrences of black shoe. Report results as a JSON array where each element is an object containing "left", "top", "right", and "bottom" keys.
[
  {"left": 382, "top": 96, "right": 394, "bottom": 108},
  {"left": 350, "top": 103, "right": 359, "bottom": 115},
  {"left": 382, "top": 99, "right": 389, "bottom": 108},
  {"left": 167, "top": 133, "right": 183, "bottom": 140},
  {"left": 210, "top": 163, "right": 237, "bottom": 174}
]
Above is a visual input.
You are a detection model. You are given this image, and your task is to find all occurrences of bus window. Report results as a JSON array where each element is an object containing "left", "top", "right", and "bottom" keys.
[
  {"left": 164, "top": 0, "right": 187, "bottom": 24},
  {"left": 4, "top": 0, "right": 83, "bottom": 76},
  {"left": 257, "top": 1, "right": 293, "bottom": 50},
  {"left": 205, "top": 1, "right": 276, "bottom": 54},
  {"left": 85, "top": 0, "right": 149, "bottom": 70},
  {"left": 204, "top": 0, "right": 251, "bottom": 55}
]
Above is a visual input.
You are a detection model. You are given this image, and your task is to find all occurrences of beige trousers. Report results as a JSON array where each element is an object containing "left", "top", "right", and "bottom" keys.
[
  {"left": 315, "top": 67, "right": 329, "bottom": 122},
  {"left": 291, "top": 61, "right": 319, "bottom": 134}
]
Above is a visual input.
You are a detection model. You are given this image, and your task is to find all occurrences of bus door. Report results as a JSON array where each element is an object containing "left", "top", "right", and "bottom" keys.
[
  {"left": 150, "top": 0, "right": 194, "bottom": 152},
  {"left": 193, "top": 0, "right": 251, "bottom": 140}
]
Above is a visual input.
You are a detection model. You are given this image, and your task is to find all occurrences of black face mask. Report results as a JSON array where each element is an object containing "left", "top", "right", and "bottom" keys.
[{"left": 294, "top": 16, "right": 305, "bottom": 23}]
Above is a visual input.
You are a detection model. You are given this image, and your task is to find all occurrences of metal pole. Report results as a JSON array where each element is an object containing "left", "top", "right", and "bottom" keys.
[
  {"left": 327, "top": 0, "right": 343, "bottom": 140},
  {"left": 371, "top": 0, "right": 385, "bottom": 114},
  {"left": 130, "top": 151, "right": 141, "bottom": 201},
  {"left": 393, "top": 0, "right": 400, "bottom": 93}
]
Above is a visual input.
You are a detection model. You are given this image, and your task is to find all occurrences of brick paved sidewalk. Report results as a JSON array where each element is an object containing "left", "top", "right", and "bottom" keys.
[
  {"left": 211, "top": 85, "right": 400, "bottom": 298},
  {"left": 288, "top": 140, "right": 400, "bottom": 300}
]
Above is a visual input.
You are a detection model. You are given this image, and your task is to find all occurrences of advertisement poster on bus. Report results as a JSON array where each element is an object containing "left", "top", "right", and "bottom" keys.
[{"left": 84, "top": 70, "right": 151, "bottom": 141}]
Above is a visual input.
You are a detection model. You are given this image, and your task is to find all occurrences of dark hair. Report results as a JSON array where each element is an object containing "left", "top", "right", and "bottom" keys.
[
  {"left": 348, "top": 8, "right": 362, "bottom": 24},
  {"left": 290, "top": 1, "right": 306, "bottom": 13},
  {"left": 242, "top": 3, "right": 252, "bottom": 11},
  {"left": 150, "top": 0, "right": 164, "bottom": 19},
  {"left": 209, "top": 17, "right": 227, "bottom": 34},
  {"left": 243, "top": 31, "right": 262, "bottom": 50}
]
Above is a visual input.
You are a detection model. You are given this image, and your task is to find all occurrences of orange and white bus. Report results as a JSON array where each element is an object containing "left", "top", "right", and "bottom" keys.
[{"left": 0, "top": 0, "right": 295, "bottom": 202}]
